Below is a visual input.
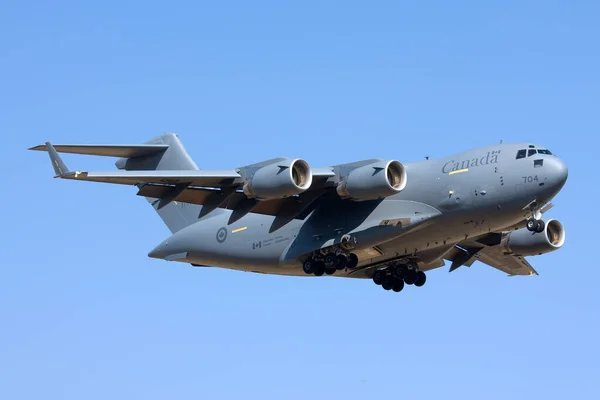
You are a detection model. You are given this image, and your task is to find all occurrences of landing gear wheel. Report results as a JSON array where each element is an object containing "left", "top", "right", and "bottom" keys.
[
  {"left": 526, "top": 218, "right": 539, "bottom": 232},
  {"left": 336, "top": 254, "right": 347, "bottom": 270},
  {"left": 392, "top": 279, "right": 404, "bottom": 293},
  {"left": 325, "top": 266, "right": 336, "bottom": 275},
  {"left": 324, "top": 252, "right": 338, "bottom": 269},
  {"left": 535, "top": 219, "right": 545, "bottom": 233},
  {"left": 393, "top": 264, "right": 407, "bottom": 279},
  {"left": 302, "top": 259, "right": 314, "bottom": 274},
  {"left": 382, "top": 279, "right": 393, "bottom": 291},
  {"left": 346, "top": 253, "right": 359, "bottom": 269},
  {"left": 404, "top": 270, "right": 417, "bottom": 285},
  {"left": 313, "top": 262, "right": 325, "bottom": 276},
  {"left": 373, "top": 270, "right": 386, "bottom": 285},
  {"left": 414, "top": 271, "right": 427, "bottom": 287}
]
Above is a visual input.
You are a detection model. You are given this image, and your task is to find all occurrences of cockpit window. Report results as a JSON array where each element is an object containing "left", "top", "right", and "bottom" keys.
[
  {"left": 537, "top": 149, "right": 552, "bottom": 155},
  {"left": 528, "top": 149, "right": 537, "bottom": 157},
  {"left": 516, "top": 149, "right": 526, "bottom": 159}
]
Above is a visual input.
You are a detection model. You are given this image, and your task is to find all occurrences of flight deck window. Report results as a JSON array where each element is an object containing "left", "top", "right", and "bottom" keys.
[
  {"left": 516, "top": 150, "right": 526, "bottom": 159},
  {"left": 537, "top": 149, "right": 552, "bottom": 155},
  {"left": 528, "top": 149, "right": 537, "bottom": 157}
]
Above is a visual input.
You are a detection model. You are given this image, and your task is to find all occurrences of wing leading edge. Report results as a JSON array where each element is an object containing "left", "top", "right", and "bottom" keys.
[
  {"left": 41, "top": 142, "right": 241, "bottom": 185},
  {"left": 34, "top": 142, "right": 335, "bottom": 225},
  {"left": 449, "top": 233, "right": 538, "bottom": 276}
]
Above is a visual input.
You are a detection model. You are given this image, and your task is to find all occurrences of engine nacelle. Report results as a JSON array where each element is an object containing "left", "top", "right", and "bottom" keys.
[
  {"left": 243, "top": 158, "right": 312, "bottom": 200},
  {"left": 502, "top": 219, "right": 566, "bottom": 256},
  {"left": 336, "top": 160, "right": 407, "bottom": 201}
]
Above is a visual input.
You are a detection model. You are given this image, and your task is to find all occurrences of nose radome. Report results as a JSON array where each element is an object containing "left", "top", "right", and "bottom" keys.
[{"left": 549, "top": 157, "right": 568, "bottom": 188}]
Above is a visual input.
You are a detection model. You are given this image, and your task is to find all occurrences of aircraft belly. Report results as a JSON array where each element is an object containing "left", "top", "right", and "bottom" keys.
[
  {"left": 280, "top": 199, "right": 442, "bottom": 262},
  {"left": 149, "top": 211, "right": 300, "bottom": 268},
  {"left": 373, "top": 206, "right": 515, "bottom": 267},
  {"left": 191, "top": 263, "right": 308, "bottom": 277},
  {"left": 150, "top": 193, "right": 529, "bottom": 274}
]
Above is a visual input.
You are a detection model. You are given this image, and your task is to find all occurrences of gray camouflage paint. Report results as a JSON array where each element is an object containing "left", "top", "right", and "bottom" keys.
[{"left": 146, "top": 141, "right": 568, "bottom": 278}]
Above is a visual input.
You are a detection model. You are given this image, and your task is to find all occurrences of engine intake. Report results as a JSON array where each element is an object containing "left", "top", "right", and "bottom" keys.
[
  {"left": 503, "top": 219, "right": 566, "bottom": 256},
  {"left": 243, "top": 158, "right": 312, "bottom": 200},
  {"left": 337, "top": 160, "right": 407, "bottom": 201}
]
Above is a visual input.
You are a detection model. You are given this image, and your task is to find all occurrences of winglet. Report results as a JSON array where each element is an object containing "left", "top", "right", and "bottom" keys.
[{"left": 45, "top": 142, "right": 71, "bottom": 177}]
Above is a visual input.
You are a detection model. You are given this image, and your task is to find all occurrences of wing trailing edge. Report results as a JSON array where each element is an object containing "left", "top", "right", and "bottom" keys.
[{"left": 29, "top": 143, "right": 169, "bottom": 158}]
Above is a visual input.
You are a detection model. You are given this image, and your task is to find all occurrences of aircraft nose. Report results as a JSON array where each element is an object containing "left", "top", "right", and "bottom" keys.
[{"left": 547, "top": 156, "right": 568, "bottom": 190}]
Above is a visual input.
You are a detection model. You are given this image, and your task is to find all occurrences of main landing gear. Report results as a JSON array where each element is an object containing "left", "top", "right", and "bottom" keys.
[
  {"left": 302, "top": 235, "right": 359, "bottom": 276},
  {"left": 302, "top": 251, "right": 359, "bottom": 276},
  {"left": 372, "top": 263, "right": 426, "bottom": 293}
]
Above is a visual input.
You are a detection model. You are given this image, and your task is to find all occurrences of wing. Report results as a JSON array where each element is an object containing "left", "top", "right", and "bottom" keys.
[
  {"left": 448, "top": 234, "right": 538, "bottom": 276},
  {"left": 474, "top": 251, "right": 538, "bottom": 276},
  {"left": 34, "top": 141, "right": 244, "bottom": 185},
  {"left": 55, "top": 169, "right": 243, "bottom": 186},
  {"left": 32, "top": 142, "right": 335, "bottom": 225}
]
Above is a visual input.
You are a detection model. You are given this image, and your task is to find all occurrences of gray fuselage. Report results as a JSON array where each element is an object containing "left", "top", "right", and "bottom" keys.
[{"left": 148, "top": 142, "right": 568, "bottom": 277}]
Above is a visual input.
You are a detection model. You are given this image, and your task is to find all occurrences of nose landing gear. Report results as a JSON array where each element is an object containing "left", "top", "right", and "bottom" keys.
[
  {"left": 525, "top": 202, "right": 548, "bottom": 233},
  {"left": 526, "top": 218, "right": 545, "bottom": 233}
]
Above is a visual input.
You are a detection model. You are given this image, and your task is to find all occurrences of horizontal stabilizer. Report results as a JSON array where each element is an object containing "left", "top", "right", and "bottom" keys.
[{"left": 29, "top": 143, "right": 169, "bottom": 158}]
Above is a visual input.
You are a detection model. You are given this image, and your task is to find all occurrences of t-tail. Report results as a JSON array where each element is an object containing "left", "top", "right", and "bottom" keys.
[{"left": 117, "top": 133, "right": 208, "bottom": 233}]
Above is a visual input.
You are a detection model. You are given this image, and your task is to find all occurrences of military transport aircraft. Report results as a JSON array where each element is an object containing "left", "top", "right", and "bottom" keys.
[{"left": 30, "top": 133, "right": 568, "bottom": 293}]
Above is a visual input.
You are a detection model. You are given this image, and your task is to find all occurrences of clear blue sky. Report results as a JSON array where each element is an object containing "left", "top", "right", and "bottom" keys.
[{"left": 1, "top": 1, "right": 598, "bottom": 399}]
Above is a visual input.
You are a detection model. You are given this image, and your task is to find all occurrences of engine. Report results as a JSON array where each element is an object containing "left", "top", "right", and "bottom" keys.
[
  {"left": 336, "top": 160, "right": 407, "bottom": 201},
  {"left": 502, "top": 219, "right": 566, "bottom": 256},
  {"left": 243, "top": 158, "right": 313, "bottom": 200}
]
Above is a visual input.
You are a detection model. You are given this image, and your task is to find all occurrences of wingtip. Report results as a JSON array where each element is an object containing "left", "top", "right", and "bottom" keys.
[{"left": 45, "top": 142, "right": 70, "bottom": 177}]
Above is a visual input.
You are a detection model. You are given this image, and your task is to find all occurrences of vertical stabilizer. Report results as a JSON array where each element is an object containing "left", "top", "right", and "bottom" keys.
[
  {"left": 115, "top": 133, "right": 199, "bottom": 171},
  {"left": 116, "top": 133, "right": 206, "bottom": 233}
]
